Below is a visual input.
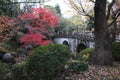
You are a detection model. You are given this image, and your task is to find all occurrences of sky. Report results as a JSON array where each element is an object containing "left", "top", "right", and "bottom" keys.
[
  {"left": 44, "top": 0, "right": 113, "bottom": 18},
  {"left": 18, "top": 0, "right": 113, "bottom": 18},
  {"left": 44, "top": 0, "right": 76, "bottom": 18},
  {"left": 16, "top": 0, "right": 73, "bottom": 18}
]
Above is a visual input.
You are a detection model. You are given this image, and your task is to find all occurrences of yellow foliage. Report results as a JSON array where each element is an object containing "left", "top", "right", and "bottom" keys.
[
  {"left": 0, "top": 45, "right": 10, "bottom": 53},
  {"left": 83, "top": 53, "right": 89, "bottom": 59}
]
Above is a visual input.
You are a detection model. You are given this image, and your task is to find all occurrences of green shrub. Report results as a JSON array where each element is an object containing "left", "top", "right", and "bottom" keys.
[
  {"left": 0, "top": 61, "right": 12, "bottom": 80},
  {"left": 78, "top": 42, "right": 120, "bottom": 61},
  {"left": 69, "top": 60, "right": 88, "bottom": 72},
  {"left": 71, "top": 52, "right": 78, "bottom": 60},
  {"left": 26, "top": 44, "right": 71, "bottom": 80},
  {"left": 80, "top": 48, "right": 94, "bottom": 56},
  {"left": 11, "top": 62, "right": 29, "bottom": 80},
  {"left": 69, "top": 48, "right": 91, "bottom": 72},
  {"left": 78, "top": 48, "right": 94, "bottom": 62},
  {"left": 112, "top": 42, "right": 120, "bottom": 61}
]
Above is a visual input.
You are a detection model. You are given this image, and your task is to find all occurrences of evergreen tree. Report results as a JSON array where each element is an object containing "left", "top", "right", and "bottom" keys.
[
  {"left": 0, "top": 0, "right": 14, "bottom": 17},
  {"left": 55, "top": 4, "right": 61, "bottom": 16}
]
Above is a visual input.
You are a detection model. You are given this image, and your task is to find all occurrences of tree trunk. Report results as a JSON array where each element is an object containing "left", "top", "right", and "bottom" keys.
[{"left": 91, "top": 0, "right": 113, "bottom": 65}]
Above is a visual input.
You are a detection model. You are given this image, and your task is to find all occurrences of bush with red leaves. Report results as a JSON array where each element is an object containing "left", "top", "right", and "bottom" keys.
[
  {"left": 18, "top": 7, "right": 59, "bottom": 46},
  {"left": 0, "top": 16, "right": 15, "bottom": 42}
]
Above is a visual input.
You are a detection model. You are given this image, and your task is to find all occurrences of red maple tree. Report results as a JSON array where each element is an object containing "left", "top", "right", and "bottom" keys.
[
  {"left": 0, "top": 16, "right": 15, "bottom": 42},
  {"left": 20, "top": 31, "right": 51, "bottom": 46},
  {"left": 19, "top": 7, "right": 59, "bottom": 46}
]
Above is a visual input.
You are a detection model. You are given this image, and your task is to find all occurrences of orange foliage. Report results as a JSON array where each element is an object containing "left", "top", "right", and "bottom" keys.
[{"left": 0, "top": 16, "right": 15, "bottom": 42}]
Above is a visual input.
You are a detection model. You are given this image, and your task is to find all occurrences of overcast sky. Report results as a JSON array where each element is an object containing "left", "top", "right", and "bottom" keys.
[
  {"left": 44, "top": 0, "right": 76, "bottom": 18},
  {"left": 44, "top": 0, "right": 113, "bottom": 18}
]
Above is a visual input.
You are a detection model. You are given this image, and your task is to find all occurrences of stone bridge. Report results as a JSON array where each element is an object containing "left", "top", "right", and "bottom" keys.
[
  {"left": 53, "top": 32, "right": 120, "bottom": 53},
  {"left": 53, "top": 32, "right": 95, "bottom": 53}
]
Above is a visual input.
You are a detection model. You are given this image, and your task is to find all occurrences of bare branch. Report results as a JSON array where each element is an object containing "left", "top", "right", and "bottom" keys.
[
  {"left": 66, "top": 0, "right": 83, "bottom": 15},
  {"left": 78, "top": 0, "right": 92, "bottom": 18},
  {"left": 108, "top": 9, "right": 120, "bottom": 27},
  {"left": 0, "top": 2, "right": 42, "bottom": 5},
  {"left": 106, "top": 0, "right": 115, "bottom": 20},
  {"left": 65, "top": 0, "right": 94, "bottom": 20},
  {"left": 89, "top": 0, "right": 95, "bottom": 3}
]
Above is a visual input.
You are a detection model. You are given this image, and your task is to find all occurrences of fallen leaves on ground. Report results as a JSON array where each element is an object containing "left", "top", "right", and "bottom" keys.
[{"left": 54, "top": 62, "right": 120, "bottom": 80}]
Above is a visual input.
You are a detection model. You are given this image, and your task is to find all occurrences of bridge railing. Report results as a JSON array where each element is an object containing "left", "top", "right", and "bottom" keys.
[
  {"left": 54, "top": 31, "right": 120, "bottom": 42},
  {"left": 54, "top": 31, "right": 95, "bottom": 41}
]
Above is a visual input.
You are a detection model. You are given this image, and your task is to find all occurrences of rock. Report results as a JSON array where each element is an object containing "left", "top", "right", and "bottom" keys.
[
  {"left": 2, "top": 53, "right": 15, "bottom": 63},
  {"left": 25, "top": 45, "right": 33, "bottom": 50}
]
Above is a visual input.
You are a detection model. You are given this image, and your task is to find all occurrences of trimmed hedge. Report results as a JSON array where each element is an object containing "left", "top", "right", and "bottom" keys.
[
  {"left": 112, "top": 42, "right": 120, "bottom": 61},
  {"left": 0, "top": 61, "right": 12, "bottom": 80},
  {"left": 78, "top": 48, "right": 94, "bottom": 62},
  {"left": 11, "top": 62, "right": 29, "bottom": 80},
  {"left": 26, "top": 44, "right": 71, "bottom": 80}
]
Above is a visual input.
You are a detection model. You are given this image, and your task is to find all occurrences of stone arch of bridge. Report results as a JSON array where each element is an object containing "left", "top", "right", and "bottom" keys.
[
  {"left": 53, "top": 38, "right": 90, "bottom": 52},
  {"left": 62, "top": 40, "right": 69, "bottom": 46},
  {"left": 76, "top": 43, "right": 86, "bottom": 53},
  {"left": 53, "top": 38, "right": 70, "bottom": 44}
]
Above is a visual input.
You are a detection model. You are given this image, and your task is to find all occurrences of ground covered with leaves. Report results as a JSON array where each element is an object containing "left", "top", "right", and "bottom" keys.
[{"left": 55, "top": 62, "right": 120, "bottom": 80}]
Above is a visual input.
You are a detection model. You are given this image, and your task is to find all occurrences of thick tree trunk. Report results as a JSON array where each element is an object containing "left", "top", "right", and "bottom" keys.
[{"left": 91, "top": 0, "right": 113, "bottom": 65}]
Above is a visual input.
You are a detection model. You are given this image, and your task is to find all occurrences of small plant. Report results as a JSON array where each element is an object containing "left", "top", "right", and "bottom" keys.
[
  {"left": 78, "top": 48, "right": 94, "bottom": 62},
  {"left": 71, "top": 52, "right": 79, "bottom": 60},
  {"left": 26, "top": 44, "right": 71, "bottom": 80},
  {"left": 69, "top": 60, "right": 88, "bottom": 72}
]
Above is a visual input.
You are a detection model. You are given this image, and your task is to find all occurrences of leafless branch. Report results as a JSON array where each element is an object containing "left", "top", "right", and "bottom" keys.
[
  {"left": 67, "top": 0, "right": 82, "bottom": 15},
  {"left": 89, "top": 0, "right": 95, "bottom": 3},
  {"left": 66, "top": 0, "right": 93, "bottom": 18},
  {"left": 0, "top": 2, "right": 42, "bottom": 5},
  {"left": 106, "top": 0, "right": 115, "bottom": 20},
  {"left": 108, "top": 9, "right": 120, "bottom": 27},
  {"left": 78, "top": 0, "right": 92, "bottom": 18}
]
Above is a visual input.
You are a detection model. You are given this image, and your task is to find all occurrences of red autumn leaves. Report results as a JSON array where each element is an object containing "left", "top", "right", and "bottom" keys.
[
  {"left": 20, "top": 31, "right": 51, "bottom": 46},
  {"left": 0, "top": 16, "right": 15, "bottom": 42},
  {"left": 19, "top": 7, "right": 59, "bottom": 46},
  {"left": 0, "top": 7, "right": 59, "bottom": 46}
]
